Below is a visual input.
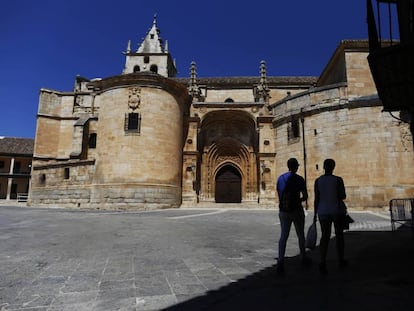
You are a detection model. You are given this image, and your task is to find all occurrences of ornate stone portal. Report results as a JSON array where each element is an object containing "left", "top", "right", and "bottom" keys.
[{"left": 197, "top": 111, "right": 259, "bottom": 203}]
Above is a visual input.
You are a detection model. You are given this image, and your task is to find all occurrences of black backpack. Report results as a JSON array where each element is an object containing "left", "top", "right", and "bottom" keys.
[{"left": 279, "top": 175, "right": 302, "bottom": 212}]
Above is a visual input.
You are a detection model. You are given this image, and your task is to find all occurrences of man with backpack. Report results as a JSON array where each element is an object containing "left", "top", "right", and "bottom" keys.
[{"left": 276, "top": 158, "right": 311, "bottom": 274}]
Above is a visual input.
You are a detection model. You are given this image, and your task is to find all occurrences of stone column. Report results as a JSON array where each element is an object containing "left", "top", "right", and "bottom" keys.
[
  {"left": 6, "top": 157, "right": 15, "bottom": 200},
  {"left": 181, "top": 155, "right": 198, "bottom": 205}
]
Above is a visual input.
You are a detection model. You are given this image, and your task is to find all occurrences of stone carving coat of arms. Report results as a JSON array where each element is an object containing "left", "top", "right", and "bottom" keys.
[{"left": 128, "top": 87, "right": 141, "bottom": 111}]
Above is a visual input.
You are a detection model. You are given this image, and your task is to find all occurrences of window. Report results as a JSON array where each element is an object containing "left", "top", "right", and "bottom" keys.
[
  {"left": 88, "top": 133, "right": 97, "bottom": 149},
  {"left": 125, "top": 112, "right": 141, "bottom": 133},
  {"left": 144, "top": 56, "right": 150, "bottom": 64},
  {"left": 64, "top": 168, "right": 70, "bottom": 179},
  {"left": 0, "top": 161, "right": 4, "bottom": 169},
  {"left": 13, "top": 162, "right": 21, "bottom": 174},
  {"left": 150, "top": 65, "right": 158, "bottom": 74},
  {"left": 39, "top": 173, "right": 46, "bottom": 184},
  {"left": 133, "top": 65, "right": 140, "bottom": 73},
  {"left": 287, "top": 119, "right": 300, "bottom": 142},
  {"left": 225, "top": 98, "right": 234, "bottom": 103}
]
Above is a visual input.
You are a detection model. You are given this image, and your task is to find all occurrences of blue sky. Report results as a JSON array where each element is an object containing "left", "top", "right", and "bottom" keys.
[{"left": 0, "top": 0, "right": 370, "bottom": 139}]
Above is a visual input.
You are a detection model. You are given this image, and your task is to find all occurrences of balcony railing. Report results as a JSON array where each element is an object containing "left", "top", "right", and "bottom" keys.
[{"left": 367, "top": 0, "right": 414, "bottom": 112}]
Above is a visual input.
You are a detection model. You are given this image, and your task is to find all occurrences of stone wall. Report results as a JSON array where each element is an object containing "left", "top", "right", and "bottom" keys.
[
  {"left": 272, "top": 88, "right": 414, "bottom": 210},
  {"left": 31, "top": 74, "right": 189, "bottom": 210}
]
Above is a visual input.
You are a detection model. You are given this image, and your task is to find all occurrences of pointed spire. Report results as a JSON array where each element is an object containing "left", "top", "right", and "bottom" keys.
[
  {"left": 190, "top": 61, "right": 197, "bottom": 84},
  {"left": 188, "top": 61, "right": 202, "bottom": 101},
  {"left": 260, "top": 60, "right": 268, "bottom": 86},
  {"left": 137, "top": 15, "right": 164, "bottom": 53},
  {"left": 254, "top": 60, "right": 270, "bottom": 103}
]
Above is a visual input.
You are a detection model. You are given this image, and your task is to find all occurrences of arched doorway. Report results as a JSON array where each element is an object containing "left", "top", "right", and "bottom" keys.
[
  {"left": 195, "top": 111, "right": 259, "bottom": 203},
  {"left": 215, "top": 165, "right": 241, "bottom": 203}
]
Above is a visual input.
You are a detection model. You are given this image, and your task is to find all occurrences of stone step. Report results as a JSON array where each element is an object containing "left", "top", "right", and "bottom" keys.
[{"left": 181, "top": 202, "right": 276, "bottom": 209}]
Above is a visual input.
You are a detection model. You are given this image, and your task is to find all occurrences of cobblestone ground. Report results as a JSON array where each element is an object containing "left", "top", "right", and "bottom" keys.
[{"left": 0, "top": 205, "right": 412, "bottom": 311}]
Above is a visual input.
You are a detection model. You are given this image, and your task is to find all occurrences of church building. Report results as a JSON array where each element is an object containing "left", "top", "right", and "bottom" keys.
[{"left": 29, "top": 18, "right": 414, "bottom": 210}]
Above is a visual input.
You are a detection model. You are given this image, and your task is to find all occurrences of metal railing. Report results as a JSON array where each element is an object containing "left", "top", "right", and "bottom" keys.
[
  {"left": 389, "top": 198, "right": 414, "bottom": 233},
  {"left": 16, "top": 193, "right": 28, "bottom": 202}
]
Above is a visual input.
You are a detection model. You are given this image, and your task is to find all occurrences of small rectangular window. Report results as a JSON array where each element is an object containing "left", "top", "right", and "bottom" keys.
[
  {"left": 125, "top": 112, "right": 141, "bottom": 134},
  {"left": 288, "top": 119, "right": 300, "bottom": 142},
  {"left": 64, "top": 167, "right": 70, "bottom": 180},
  {"left": 88, "top": 133, "right": 97, "bottom": 148},
  {"left": 0, "top": 161, "right": 4, "bottom": 169}
]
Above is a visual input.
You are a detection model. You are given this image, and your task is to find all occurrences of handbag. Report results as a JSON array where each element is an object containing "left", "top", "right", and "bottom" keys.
[
  {"left": 305, "top": 220, "right": 317, "bottom": 249},
  {"left": 339, "top": 213, "right": 354, "bottom": 230},
  {"left": 336, "top": 177, "right": 353, "bottom": 230}
]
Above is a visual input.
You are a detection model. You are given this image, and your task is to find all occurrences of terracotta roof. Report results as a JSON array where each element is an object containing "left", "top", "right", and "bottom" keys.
[{"left": 0, "top": 137, "right": 34, "bottom": 156}]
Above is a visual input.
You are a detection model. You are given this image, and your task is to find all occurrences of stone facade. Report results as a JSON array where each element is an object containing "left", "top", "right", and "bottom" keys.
[{"left": 29, "top": 19, "right": 414, "bottom": 210}]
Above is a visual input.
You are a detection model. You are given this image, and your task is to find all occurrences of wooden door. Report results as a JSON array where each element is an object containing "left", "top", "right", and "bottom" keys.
[{"left": 215, "top": 165, "right": 241, "bottom": 203}]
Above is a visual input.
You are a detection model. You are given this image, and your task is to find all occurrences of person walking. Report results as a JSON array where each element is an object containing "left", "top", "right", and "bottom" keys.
[
  {"left": 276, "top": 158, "right": 311, "bottom": 274},
  {"left": 314, "top": 158, "right": 347, "bottom": 274}
]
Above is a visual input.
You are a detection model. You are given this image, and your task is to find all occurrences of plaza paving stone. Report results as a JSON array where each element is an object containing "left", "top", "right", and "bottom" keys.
[{"left": 0, "top": 205, "right": 412, "bottom": 310}]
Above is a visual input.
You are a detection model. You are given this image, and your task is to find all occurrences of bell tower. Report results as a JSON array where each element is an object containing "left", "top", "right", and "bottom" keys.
[{"left": 123, "top": 16, "right": 177, "bottom": 77}]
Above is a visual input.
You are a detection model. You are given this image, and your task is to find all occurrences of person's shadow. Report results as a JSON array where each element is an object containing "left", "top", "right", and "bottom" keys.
[{"left": 162, "top": 227, "right": 414, "bottom": 311}]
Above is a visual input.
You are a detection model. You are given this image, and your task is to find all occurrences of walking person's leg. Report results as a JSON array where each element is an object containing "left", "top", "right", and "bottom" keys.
[
  {"left": 334, "top": 219, "right": 346, "bottom": 267},
  {"left": 292, "top": 210, "right": 311, "bottom": 265},
  {"left": 318, "top": 216, "right": 333, "bottom": 273},
  {"left": 278, "top": 211, "right": 292, "bottom": 273}
]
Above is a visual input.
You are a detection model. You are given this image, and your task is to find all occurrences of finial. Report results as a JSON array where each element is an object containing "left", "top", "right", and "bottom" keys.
[
  {"left": 254, "top": 60, "right": 270, "bottom": 104},
  {"left": 164, "top": 40, "right": 169, "bottom": 53},
  {"left": 189, "top": 61, "right": 197, "bottom": 87},
  {"left": 188, "top": 61, "right": 201, "bottom": 101},
  {"left": 190, "top": 61, "right": 196, "bottom": 78},
  {"left": 126, "top": 40, "right": 131, "bottom": 53},
  {"left": 153, "top": 13, "right": 157, "bottom": 25},
  {"left": 260, "top": 60, "right": 267, "bottom": 84}
]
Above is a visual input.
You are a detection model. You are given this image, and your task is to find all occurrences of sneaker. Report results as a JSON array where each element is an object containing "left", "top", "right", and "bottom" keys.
[{"left": 319, "top": 263, "right": 328, "bottom": 275}]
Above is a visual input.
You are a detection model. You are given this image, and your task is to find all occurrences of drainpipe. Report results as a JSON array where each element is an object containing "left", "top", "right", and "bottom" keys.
[{"left": 300, "top": 108, "right": 308, "bottom": 209}]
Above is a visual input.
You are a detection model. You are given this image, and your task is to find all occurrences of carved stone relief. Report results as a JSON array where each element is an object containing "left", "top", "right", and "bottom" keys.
[{"left": 128, "top": 87, "right": 141, "bottom": 111}]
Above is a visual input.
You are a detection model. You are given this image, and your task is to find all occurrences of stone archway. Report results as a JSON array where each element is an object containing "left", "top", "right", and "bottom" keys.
[
  {"left": 215, "top": 164, "right": 242, "bottom": 203},
  {"left": 197, "top": 111, "right": 259, "bottom": 203}
]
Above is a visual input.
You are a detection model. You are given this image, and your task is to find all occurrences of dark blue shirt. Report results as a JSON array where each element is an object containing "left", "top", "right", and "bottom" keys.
[{"left": 277, "top": 172, "right": 306, "bottom": 201}]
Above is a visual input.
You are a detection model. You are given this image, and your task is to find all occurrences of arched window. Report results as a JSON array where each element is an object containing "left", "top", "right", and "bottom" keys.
[
  {"left": 225, "top": 98, "right": 234, "bottom": 103},
  {"left": 150, "top": 65, "right": 158, "bottom": 74},
  {"left": 133, "top": 65, "right": 140, "bottom": 73}
]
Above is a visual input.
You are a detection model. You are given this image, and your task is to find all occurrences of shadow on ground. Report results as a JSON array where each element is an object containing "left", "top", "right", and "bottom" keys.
[{"left": 163, "top": 228, "right": 414, "bottom": 311}]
